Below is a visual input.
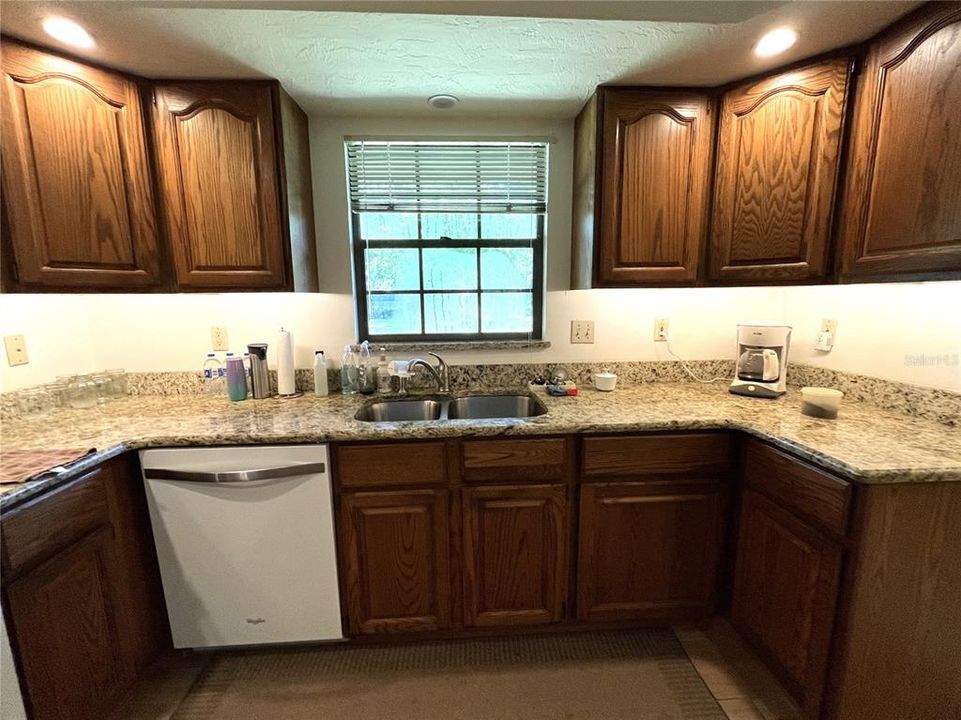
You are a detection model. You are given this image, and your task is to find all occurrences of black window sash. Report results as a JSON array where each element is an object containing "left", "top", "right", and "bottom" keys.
[{"left": 352, "top": 213, "right": 544, "bottom": 343}]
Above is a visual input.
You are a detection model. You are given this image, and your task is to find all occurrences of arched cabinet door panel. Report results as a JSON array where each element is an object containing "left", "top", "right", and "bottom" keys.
[
  {"left": 151, "top": 82, "right": 288, "bottom": 289},
  {"left": 0, "top": 40, "right": 162, "bottom": 289},
  {"left": 838, "top": 3, "right": 961, "bottom": 278},
  {"left": 710, "top": 58, "right": 852, "bottom": 282},
  {"left": 596, "top": 89, "right": 714, "bottom": 286}
]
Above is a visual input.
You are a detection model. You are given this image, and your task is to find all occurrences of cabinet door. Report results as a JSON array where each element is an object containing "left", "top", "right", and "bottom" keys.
[
  {"left": 151, "top": 81, "right": 288, "bottom": 289},
  {"left": 731, "top": 488, "right": 842, "bottom": 717},
  {"left": 596, "top": 90, "right": 714, "bottom": 285},
  {"left": 340, "top": 489, "right": 451, "bottom": 635},
  {"left": 0, "top": 41, "right": 162, "bottom": 289},
  {"left": 838, "top": 4, "right": 961, "bottom": 278},
  {"left": 462, "top": 484, "right": 568, "bottom": 627},
  {"left": 710, "top": 59, "right": 851, "bottom": 282},
  {"left": 5, "top": 527, "right": 125, "bottom": 720},
  {"left": 576, "top": 480, "right": 726, "bottom": 622}
]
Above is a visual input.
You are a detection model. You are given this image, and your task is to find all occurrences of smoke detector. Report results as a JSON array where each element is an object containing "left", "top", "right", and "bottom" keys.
[{"left": 427, "top": 94, "right": 459, "bottom": 109}]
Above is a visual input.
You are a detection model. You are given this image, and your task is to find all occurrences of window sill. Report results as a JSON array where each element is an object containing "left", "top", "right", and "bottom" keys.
[{"left": 379, "top": 340, "right": 551, "bottom": 353}]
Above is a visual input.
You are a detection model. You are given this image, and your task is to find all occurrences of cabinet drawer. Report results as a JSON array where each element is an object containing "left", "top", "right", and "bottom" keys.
[
  {"left": 581, "top": 434, "right": 732, "bottom": 478},
  {"left": 1, "top": 468, "right": 110, "bottom": 576},
  {"left": 461, "top": 438, "right": 568, "bottom": 482},
  {"left": 742, "top": 440, "right": 851, "bottom": 536},
  {"left": 335, "top": 442, "right": 448, "bottom": 489}
]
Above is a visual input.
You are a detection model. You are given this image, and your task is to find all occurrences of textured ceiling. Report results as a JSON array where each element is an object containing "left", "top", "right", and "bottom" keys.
[{"left": 0, "top": 1, "right": 920, "bottom": 118}]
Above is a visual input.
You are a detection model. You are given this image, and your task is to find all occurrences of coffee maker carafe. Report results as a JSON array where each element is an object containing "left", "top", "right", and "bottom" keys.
[{"left": 730, "top": 323, "right": 791, "bottom": 398}]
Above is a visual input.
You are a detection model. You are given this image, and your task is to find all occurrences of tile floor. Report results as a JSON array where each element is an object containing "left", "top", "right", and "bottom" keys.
[
  {"left": 108, "top": 618, "right": 801, "bottom": 720},
  {"left": 674, "top": 619, "right": 801, "bottom": 720}
]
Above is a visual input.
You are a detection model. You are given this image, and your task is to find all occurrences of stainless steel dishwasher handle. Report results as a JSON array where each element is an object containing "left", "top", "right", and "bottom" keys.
[{"left": 143, "top": 462, "right": 326, "bottom": 484}]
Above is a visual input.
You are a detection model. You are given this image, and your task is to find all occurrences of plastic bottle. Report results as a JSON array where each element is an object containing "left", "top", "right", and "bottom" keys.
[
  {"left": 202, "top": 353, "right": 223, "bottom": 396},
  {"left": 314, "top": 351, "right": 329, "bottom": 396},
  {"left": 357, "top": 341, "right": 375, "bottom": 394},
  {"left": 341, "top": 345, "right": 358, "bottom": 395},
  {"left": 376, "top": 347, "right": 391, "bottom": 394}
]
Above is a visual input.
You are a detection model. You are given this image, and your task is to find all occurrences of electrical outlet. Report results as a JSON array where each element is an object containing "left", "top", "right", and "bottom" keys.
[
  {"left": 570, "top": 320, "right": 595, "bottom": 344},
  {"left": 210, "top": 326, "right": 229, "bottom": 351},
  {"left": 653, "top": 318, "right": 669, "bottom": 342},
  {"left": 820, "top": 319, "right": 838, "bottom": 334},
  {"left": 4, "top": 334, "right": 29, "bottom": 366}
]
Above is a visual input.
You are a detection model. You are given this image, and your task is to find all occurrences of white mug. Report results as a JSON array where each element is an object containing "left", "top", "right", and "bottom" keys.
[{"left": 593, "top": 371, "right": 617, "bottom": 392}]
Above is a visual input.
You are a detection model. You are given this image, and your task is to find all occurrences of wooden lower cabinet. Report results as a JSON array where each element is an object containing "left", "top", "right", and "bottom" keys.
[
  {"left": 5, "top": 527, "right": 124, "bottom": 720},
  {"left": 1, "top": 457, "right": 169, "bottom": 720},
  {"left": 462, "top": 484, "right": 568, "bottom": 627},
  {"left": 576, "top": 479, "right": 726, "bottom": 622},
  {"left": 339, "top": 489, "right": 451, "bottom": 635},
  {"left": 731, "top": 488, "right": 842, "bottom": 718}
]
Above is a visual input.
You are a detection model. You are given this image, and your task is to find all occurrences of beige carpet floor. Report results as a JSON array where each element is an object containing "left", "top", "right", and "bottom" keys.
[{"left": 170, "top": 629, "right": 726, "bottom": 720}]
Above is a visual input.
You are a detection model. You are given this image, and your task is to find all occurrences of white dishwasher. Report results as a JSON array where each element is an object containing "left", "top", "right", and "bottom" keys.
[{"left": 140, "top": 445, "right": 343, "bottom": 648}]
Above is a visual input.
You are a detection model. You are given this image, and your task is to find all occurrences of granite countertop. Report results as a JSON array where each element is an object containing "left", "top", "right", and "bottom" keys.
[{"left": 1, "top": 383, "right": 959, "bottom": 509}]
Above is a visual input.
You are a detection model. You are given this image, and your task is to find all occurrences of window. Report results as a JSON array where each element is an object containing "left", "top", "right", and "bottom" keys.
[{"left": 346, "top": 139, "right": 547, "bottom": 342}]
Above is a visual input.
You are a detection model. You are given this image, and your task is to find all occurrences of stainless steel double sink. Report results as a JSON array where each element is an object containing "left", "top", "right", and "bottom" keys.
[{"left": 354, "top": 394, "right": 547, "bottom": 422}]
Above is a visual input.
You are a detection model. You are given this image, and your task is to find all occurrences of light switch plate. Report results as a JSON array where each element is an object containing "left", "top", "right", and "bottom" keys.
[
  {"left": 210, "top": 326, "right": 229, "bottom": 351},
  {"left": 4, "top": 335, "right": 28, "bottom": 366},
  {"left": 570, "top": 320, "right": 595, "bottom": 344}
]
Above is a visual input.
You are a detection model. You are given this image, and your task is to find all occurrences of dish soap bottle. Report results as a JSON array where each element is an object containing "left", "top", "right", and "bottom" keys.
[
  {"left": 313, "top": 350, "right": 329, "bottom": 396},
  {"left": 376, "top": 347, "right": 391, "bottom": 394}
]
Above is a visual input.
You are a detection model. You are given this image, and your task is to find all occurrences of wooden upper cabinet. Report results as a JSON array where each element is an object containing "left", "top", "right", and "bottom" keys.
[
  {"left": 571, "top": 89, "right": 714, "bottom": 287},
  {"left": 837, "top": 4, "right": 961, "bottom": 278},
  {"left": 0, "top": 40, "right": 162, "bottom": 289},
  {"left": 709, "top": 59, "right": 852, "bottom": 282},
  {"left": 151, "top": 81, "right": 289, "bottom": 289}
]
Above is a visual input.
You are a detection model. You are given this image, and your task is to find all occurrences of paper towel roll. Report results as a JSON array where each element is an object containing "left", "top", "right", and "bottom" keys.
[{"left": 277, "top": 328, "right": 296, "bottom": 396}]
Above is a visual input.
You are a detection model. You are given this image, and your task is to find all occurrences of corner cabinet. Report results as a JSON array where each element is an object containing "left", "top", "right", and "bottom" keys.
[
  {"left": 709, "top": 58, "right": 852, "bottom": 282},
  {"left": 571, "top": 88, "right": 715, "bottom": 287},
  {"left": 837, "top": 3, "right": 961, "bottom": 279},
  {"left": 0, "top": 40, "right": 163, "bottom": 289},
  {"left": 151, "top": 81, "right": 316, "bottom": 290},
  {"left": 0, "top": 456, "right": 169, "bottom": 720}
]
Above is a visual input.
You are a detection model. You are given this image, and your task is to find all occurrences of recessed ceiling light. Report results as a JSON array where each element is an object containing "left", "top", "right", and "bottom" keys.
[
  {"left": 427, "top": 94, "right": 459, "bottom": 109},
  {"left": 42, "top": 17, "right": 95, "bottom": 49},
  {"left": 754, "top": 27, "right": 797, "bottom": 57}
]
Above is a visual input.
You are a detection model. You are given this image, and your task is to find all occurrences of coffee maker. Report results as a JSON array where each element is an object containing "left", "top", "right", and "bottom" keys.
[{"left": 730, "top": 323, "right": 791, "bottom": 398}]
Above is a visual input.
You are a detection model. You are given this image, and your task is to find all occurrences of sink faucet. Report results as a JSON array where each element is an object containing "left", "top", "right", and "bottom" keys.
[{"left": 409, "top": 352, "right": 450, "bottom": 393}]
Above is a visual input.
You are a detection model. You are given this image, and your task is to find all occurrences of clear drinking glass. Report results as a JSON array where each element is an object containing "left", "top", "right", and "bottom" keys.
[
  {"left": 45, "top": 381, "right": 69, "bottom": 409},
  {"left": 66, "top": 375, "right": 97, "bottom": 409},
  {"left": 92, "top": 373, "right": 113, "bottom": 403},
  {"left": 106, "top": 368, "right": 128, "bottom": 397},
  {"left": 18, "top": 387, "right": 51, "bottom": 416}
]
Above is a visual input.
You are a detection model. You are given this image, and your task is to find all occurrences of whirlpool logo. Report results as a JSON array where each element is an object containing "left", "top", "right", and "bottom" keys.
[{"left": 246, "top": 618, "right": 266, "bottom": 625}]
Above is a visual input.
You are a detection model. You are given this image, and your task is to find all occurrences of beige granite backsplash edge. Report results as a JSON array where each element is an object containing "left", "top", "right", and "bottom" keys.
[{"left": 2, "top": 361, "right": 958, "bottom": 427}]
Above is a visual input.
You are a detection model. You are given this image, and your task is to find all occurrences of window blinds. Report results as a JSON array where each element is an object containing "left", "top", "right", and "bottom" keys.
[{"left": 345, "top": 140, "right": 548, "bottom": 214}]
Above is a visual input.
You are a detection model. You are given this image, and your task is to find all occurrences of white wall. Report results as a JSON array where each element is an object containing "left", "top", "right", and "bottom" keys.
[
  {"left": 1, "top": 114, "right": 959, "bottom": 395},
  {"left": 2, "top": 282, "right": 959, "bottom": 393}
]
